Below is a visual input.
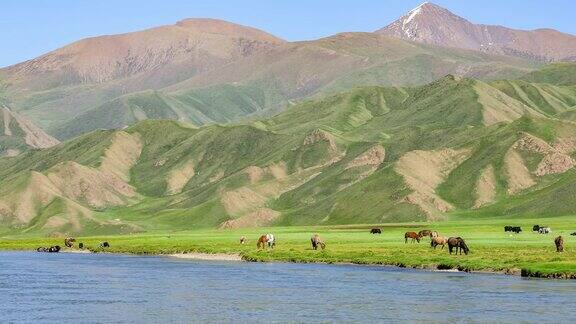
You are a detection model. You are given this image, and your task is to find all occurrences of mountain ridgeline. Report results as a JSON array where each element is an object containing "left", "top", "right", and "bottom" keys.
[
  {"left": 2, "top": 73, "right": 576, "bottom": 235},
  {"left": 7, "top": 1, "right": 576, "bottom": 140}
]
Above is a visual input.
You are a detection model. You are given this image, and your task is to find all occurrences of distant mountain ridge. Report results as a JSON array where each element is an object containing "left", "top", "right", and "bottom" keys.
[
  {"left": 0, "top": 4, "right": 574, "bottom": 141},
  {"left": 377, "top": 2, "right": 576, "bottom": 62}
]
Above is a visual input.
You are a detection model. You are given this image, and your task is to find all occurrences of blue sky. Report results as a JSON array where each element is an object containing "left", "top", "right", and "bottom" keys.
[{"left": 1, "top": 0, "right": 575, "bottom": 67}]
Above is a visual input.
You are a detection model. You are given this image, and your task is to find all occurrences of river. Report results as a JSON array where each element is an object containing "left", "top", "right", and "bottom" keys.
[{"left": 1, "top": 251, "right": 575, "bottom": 323}]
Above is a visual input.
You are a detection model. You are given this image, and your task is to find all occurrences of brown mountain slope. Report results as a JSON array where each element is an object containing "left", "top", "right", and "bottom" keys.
[
  {"left": 4, "top": 18, "right": 284, "bottom": 89},
  {"left": 377, "top": 2, "right": 576, "bottom": 62},
  {"left": 167, "top": 32, "right": 536, "bottom": 101}
]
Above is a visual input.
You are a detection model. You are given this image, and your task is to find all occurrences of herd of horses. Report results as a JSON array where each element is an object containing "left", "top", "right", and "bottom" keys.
[
  {"left": 250, "top": 225, "right": 567, "bottom": 255},
  {"left": 248, "top": 228, "right": 469, "bottom": 255},
  {"left": 36, "top": 238, "right": 109, "bottom": 253},
  {"left": 402, "top": 230, "right": 469, "bottom": 255},
  {"left": 37, "top": 225, "right": 571, "bottom": 255}
]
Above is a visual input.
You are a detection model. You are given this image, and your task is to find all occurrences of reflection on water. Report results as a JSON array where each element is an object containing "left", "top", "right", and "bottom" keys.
[{"left": 1, "top": 251, "right": 575, "bottom": 323}]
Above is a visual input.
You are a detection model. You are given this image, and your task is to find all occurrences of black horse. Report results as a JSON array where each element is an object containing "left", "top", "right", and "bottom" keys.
[
  {"left": 370, "top": 228, "right": 382, "bottom": 234},
  {"left": 447, "top": 237, "right": 469, "bottom": 255}
]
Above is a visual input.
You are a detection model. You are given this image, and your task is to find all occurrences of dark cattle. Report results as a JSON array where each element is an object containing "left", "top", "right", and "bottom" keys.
[
  {"left": 99, "top": 241, "right": 110, "bottom": 248},
  {"left": 37, "top": 246, "right": 61, "bottom": 252},
  {"left": 370, "top": 228, "right": 382, "bottom": 234},
  {"left": 539, "top": 227, "right": 551, "bottom": 234},
  {"left": 404, "top": 232, "right": 420, "bottom": 243},
  {"left": 571, "top": 232, "right": 576, "bottom": 236},
  {"left": 555, "top": 236, "right": 564, "bottom": 252},
  {"left": 447, "top": 237, "right": 469, "bottom": 255},
  {"left": 533, "top": 225, "right": 541, "bottom": 232},
  {"left": 504, "top": 226, "right": 521, "bottom": 233},
  {"left": 78, "top": 242, "right": 84, "bottom": 249},
  {"left": 64, "top": 237, "right": 76, "bottom": 248}
]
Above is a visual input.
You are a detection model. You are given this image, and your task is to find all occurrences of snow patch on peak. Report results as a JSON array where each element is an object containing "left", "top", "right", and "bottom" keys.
[
  {"left": 404, "top": 3, "right": 425, "bottom": 25},
  {"left": 402, "top": 3, "right": 427, "bottom": 38}
]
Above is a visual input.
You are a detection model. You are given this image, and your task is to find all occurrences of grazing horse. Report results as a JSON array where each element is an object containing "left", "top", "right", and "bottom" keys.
[
  {"left": 99, "top": 241, "right": 110, "bottom": 248},
  {"left": 430, "top": 236, "right": 447, "bottom": 250},
  {"left": 418, "top": 230, "right": 432, "bottom": 238},
  {"left": 430, "top": 231, "right": 439, "bottom": 238},
  {"left": 311, "top": 234, "right": 326, "bottom": 250},
  {"left": 64, "top": 237, "right": 76, "bottom": 248},
  {"left": 405, "top": 232, "right": 420, "bottom": 243},
  {"left": 240, "top": 236, "right": 247, "bottom": 245},
  {"left": 370, "top": 228, "right": 382, "bottom": 234},
  {"left": 447, "top": 237, "right": 469, "bottom": 255},
  {"left": 257, "top": 234, "right": 275, "bottom": 249},
  {"left": 555, "top": 236, "right": 564, "bottom": 252}
]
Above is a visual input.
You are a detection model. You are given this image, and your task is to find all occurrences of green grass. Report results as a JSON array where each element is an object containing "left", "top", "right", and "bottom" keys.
[
  {"left": 2, "top": 216, "right": 575, "bottom": 278},
  {"left": 521, "top": 62, "right": 576, "bottom": 86}
]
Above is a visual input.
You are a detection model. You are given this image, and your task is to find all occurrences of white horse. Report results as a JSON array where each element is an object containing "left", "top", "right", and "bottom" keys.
[{"left": 266, "top": 234, "right": 275, "bottom": 248}]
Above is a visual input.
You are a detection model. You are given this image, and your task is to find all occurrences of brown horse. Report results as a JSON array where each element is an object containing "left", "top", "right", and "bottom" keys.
[
  {"left": 257, "top": 234, "right": 275, "bottom": 249},
  {"left": 311, "top": 234, "right": 326, "bottom": 250},
  {"left": 418, "top": 230, "right": 432, "bottom": 238},
  {"left": 64, "top": 237, "right": 76, "bottom": 248},
  {"left": 447, "top": 237, "right": 469, "bottom": 255},
  {"left": 555, "top": 236, "right": 564, "bottom": 252},
  {"left": 405, "top": 232, "right": 420, "bottom": 243},
  {"left": 430, "top": 236, "right": 447, "bottom": 250}
]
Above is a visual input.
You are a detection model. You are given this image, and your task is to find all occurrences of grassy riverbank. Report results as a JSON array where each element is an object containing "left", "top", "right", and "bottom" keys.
[{"left": 1, "top": 217, "right": 575, "bottom": 279}]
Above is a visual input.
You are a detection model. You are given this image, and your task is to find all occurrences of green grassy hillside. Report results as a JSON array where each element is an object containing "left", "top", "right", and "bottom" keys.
[
  {"left": 2, "top": 74, "right": 576, "bottom": 236},
  {"left": 521, "top": 63, "right": 576, "bottom": 86}
]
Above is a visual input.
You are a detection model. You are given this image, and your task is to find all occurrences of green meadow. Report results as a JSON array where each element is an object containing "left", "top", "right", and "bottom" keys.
[{"left": 2, "top": 216, "right": 575, "bottom": 279}]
